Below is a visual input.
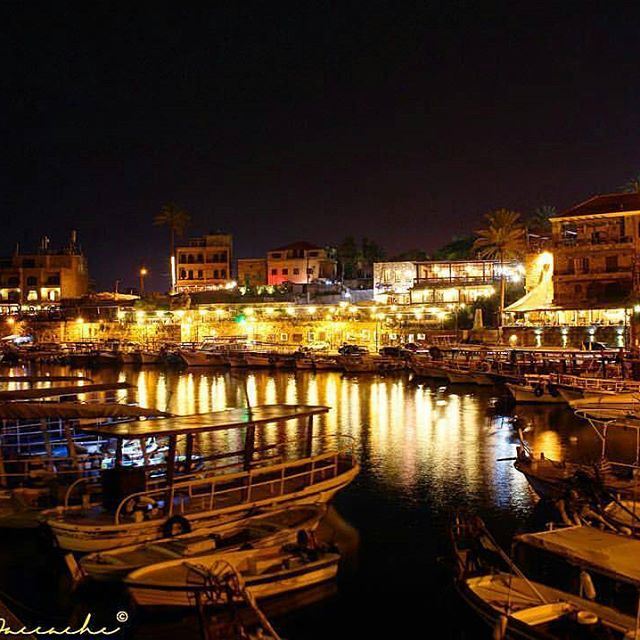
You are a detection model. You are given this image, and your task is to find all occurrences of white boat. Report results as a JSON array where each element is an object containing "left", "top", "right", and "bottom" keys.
[
  {"left": 139, "top": 350, "right": 162, "bottom": 365},
  {"left": 126, "top": 541, "right": 340, "bottom": 607},
  {"left": 177, "top": 348, "right": 227, "bottom": 367},
  {"left": 45, "top": 405, "right": 359, "bottom": 552},
  {"left": 80, "top": 505, "right": 325, "bottom": 581},
  {"left": 506, "top": 375, "right": 566, "bottom": 403},
  {"left": 453, "top": 514, "right": 639, "bottom": 639},
  {"left": 570, "top": 393, "right": 640, "bottom": 412}
]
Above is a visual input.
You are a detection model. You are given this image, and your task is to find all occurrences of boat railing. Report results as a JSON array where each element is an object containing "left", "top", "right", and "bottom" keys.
[{"left": 113, "top": 441, "right": 356, "bottom": 525}]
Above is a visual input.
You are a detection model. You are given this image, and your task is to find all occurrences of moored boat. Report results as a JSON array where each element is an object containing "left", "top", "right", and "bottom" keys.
[
  {"left": 80, "top": 505, "right": 325, "bottom": 581},
  {"left": 125, "top": 540, "right": 340, "bottom": 607},
  {"left": 45, "top": 404, "right": 359, "bottom": 552}
]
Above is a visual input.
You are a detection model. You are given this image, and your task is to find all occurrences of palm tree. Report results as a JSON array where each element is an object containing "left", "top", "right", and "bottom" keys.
[
  {"left": 153, "top": 203, "right": 191, "bottom": 289},
  {"left": 621, "top": 174, "right": 640, "bottom": 194},
  {"left": 473, "top": 209, "right": 525, "bottom": 335},
  {"left": 527, "top": 205, "right": 556, "bottom": 234}
]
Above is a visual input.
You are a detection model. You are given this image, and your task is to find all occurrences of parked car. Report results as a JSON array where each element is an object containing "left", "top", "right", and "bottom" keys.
[
  {"left": 378, "top": 346, "right": 408, "bottom": 358},
  {"left": 581, "top": 340, "right": 609, "bottom": 351},
  {"left": 338, "top": 343, "right": 369, "bottom": 356}
]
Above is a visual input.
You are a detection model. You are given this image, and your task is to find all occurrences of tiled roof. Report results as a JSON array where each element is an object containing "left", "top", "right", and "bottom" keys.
[{"left": 556, "top": 193, "right": 640, "bottom": 218}]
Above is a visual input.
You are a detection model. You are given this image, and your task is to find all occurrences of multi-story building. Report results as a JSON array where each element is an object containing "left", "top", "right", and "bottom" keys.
[
  {"left": 550, "top": 193, "right": 640, "bottom": 308},
  {"left": 373, "top": 259, "right": 520, "bottom": 305},
  {"left": 175, "top": 233, "right": 233, "bottom": 293},
  {"left": 267, "top": 241, "right": 336, "bottom": 286},
  {"left": 237, "top": 258, "right": 267, "bottom": 287},
  {"left": 0, "top": 233, "right": 89, "bottom": 312}
]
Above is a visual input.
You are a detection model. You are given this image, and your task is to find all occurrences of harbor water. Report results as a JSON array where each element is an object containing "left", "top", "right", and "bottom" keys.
[{"left": 0, "top": 365, "right": 607, "bottom": 638}]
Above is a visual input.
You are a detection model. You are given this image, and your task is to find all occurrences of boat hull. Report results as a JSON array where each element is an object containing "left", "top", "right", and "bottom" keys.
[
  {"left": 128, "top": 556, "right": 339, "bottom": 607},
  {"left": 46, "top": 465, "right": 359, "bottom": 553}
]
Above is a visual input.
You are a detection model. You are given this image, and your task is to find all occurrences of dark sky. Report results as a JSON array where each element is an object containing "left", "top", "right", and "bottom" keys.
[{"left": 2, "top": 1, "right": 640, "bottom": 290}]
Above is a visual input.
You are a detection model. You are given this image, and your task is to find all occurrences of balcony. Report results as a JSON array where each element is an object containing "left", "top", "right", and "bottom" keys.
[
  {"left": 554, "top": 235, "right": 633, "bottom": 249},
  {"left": 413, "top": 276, "right": 497, "bottom": 287}
]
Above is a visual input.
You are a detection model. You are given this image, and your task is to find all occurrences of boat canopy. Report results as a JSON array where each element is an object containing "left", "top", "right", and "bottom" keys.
[
  {"left": 0, "top": 375, "right": 93, "bottom": 383},
  {"left": 516, "top": 526, "right": 640, "bottom": 587},
  {"left": 77, "top": 404, "right": 330, "bottom": 439},
  {"left": 0, "top": 382, "right": 133, "bottom": 401},
  {"left": 0, "top": 402, "right": 166, "bottom": 420}
]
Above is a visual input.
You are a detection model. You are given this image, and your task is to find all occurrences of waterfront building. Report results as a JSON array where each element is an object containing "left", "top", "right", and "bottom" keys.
[
  {"left": 237, "top": 258, "right": 267, "bottom": 287},
  {"left": 373, "top": 259, "right": 520, "bottom": 305},
  {"left": 267, "top": 241, "right": 337, "bottom": 286},
  {"left": 0, "top": 232, "right": 88, "bottom": 313},
  {"left": 504, "top": 193, "right": 640, "bottom": 347},
  {"left": 175, "top": 233, "right": 233, "bottom": 293}
]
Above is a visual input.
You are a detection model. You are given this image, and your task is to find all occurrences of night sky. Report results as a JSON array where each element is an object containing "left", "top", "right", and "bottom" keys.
[{"left": 3, "top": 2, "right": 640, "bottom": 290}]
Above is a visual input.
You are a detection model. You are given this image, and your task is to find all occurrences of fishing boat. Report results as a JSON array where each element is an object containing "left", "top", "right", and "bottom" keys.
[
  {"left": 506, "top": 375, "right": 566, "bottom": 403},
  {"left": 138, "top": 350, "right": 163, "bottom": 365},
  {"left": 125, "top": 539, "right": 340, "bottom": 607},
  {"left": 244, "top": 353, "right": 275, "bottom": 368},
  {"left": 0, "top": 397, "right": 166, "bottom": 528},
  {"left": 452, "top": 513, "right": 637, "bottom": 639},
  {"left": 45, "top": 404, "right": 359, "bottom": 552},
  {"left": 79, "top": 505, "right": 325, "bottom": 581}
]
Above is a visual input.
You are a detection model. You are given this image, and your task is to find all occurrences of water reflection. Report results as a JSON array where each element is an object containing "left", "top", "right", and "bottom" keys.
[{"left": 0, "top": 364, "right": 611, "bottom": 638}]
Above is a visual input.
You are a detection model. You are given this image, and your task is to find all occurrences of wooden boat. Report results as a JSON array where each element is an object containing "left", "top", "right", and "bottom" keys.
[
  {"left": 506, "top": 375, "right": 566, "bottom": 404},
  {"left": 138, "top": 350, "right": 163, "bottom": 365},
  {"left": 125, "top": 540, "right": 340, "bottom": 607},
  {"left": 45, "top": 405, "right": 359, "bottom": 552},
  {"left": 452, "top": 514, "right": 637, "bottom": 639},
  {"left": 313, "top": 355, "right": 340, "bottom": 371},
  {"left": 244, "top": 353, "right": 274, "bottom": 368},
  {"left": 80, "top": 505, "right": 325, "bottom": 581}
]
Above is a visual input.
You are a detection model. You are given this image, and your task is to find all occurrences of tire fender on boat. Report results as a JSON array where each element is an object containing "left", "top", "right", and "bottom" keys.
[
  {"left": 533, "top": 385, "right": 544, "bottom": 398},
  {"left": 163, "top": 515, "right": 191, "bottom": 538}
]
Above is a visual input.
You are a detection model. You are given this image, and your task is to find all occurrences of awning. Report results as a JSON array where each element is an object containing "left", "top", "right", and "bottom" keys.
[
  {"left": 0, "top": 382, "right": 132, "bottom": 401},
  {"left": 516, "top": 526, "right": 640, "bottom": 586},
  {"left": 505, "top": 282, "right": 555, "bottom": 313},
  {"left": 78, "top": 404, "right": 330, "bottom": 439},
  {"left": 0, "top": 402, "right": 167, "bottom": 420}
]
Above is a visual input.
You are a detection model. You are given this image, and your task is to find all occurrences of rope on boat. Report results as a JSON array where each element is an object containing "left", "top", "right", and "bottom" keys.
[
  {"left": 185, "top": 560, "right": 282, "bottom": 640},
  {"left": 475, "top": 520, "right": 548, "bottom": 605}
]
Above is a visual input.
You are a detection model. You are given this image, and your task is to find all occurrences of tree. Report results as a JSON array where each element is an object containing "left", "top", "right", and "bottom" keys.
[
  {"left": 431, "top": 235, "right": 476, "bottom": 260},
  {"left": 473, "top": 209, "right": 525, "bottom": 334},
  {"left": 360, "top": 237, "right": 385, "bottom": 276},
  {"left": 153, "top": 203, "right": 191, "bottom": 289},
  {"left": 621, "top": 174, "right": 640, "bottom": 194},
  {"left": 336, "top": 236, "right": 359, "bottom": 280},
  {"left": 527, "top": 205, "right": 556, "bottom": 234}
]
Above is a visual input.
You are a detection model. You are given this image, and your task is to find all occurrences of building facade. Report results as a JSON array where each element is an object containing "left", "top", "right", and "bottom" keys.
[
  {"left": 237, "top": 258, "right": 267, "bottom": 287},
  {"left": 0, "top": 234, "right": 89, "bottom": 312},
  {"left": 373, "top": 259, "right": 520, "bottom": 305},
  {"left": 550, "top": 193, "right": 640, "bottom": 308},
  {"left": 267, "top": 242, "right": 336, "bottom": 286},
  {"left": 175, "top": 233, "right": 233, "bottom": 292}
]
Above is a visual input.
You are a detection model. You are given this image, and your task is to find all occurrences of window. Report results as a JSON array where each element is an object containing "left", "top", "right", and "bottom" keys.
[
  {"left": 574, "top": 284, "right": 582, "bottom": 293},
  {"left": 27, "top": 289, "right": 37, "bottom": 301},
  {"left": 293, "top": 268, "right": 300, "bottom": 275},
  {"left": 197, "top": 270, "right": 203, "bottom": 279},
  {"left": 279, "top": 333, "right": 288, "bottom": 342},
  {"left": 188, "top": 270, "right": 193, "bottom": 279},
  {"left": 271, "top": 252, "right": 281, "bottom": 259},
  {"left": 308, "top": 251, "right": 318, "bottom": 257},
  {"left": 282, "top": 268, "right": 288, "bottom": 275},
  {"left": 605, "top": 256, "right": 618, "bottom": 272},
  {"left": 179, "top": 269, "right": 187, "bottom": 279},
  {"left": 271, "top": 269, "right": 277, "bottom": 275},
  {"left": 46, "top": 274, "right": 60, "bottom": 285},
  {"left": 307, "top": 331, "right": 315, "bottom": 341},
  {"left": 213, "top": 270, "right": 219, "bottom": 279},
  {"left": 26, "top": 276, "right": 37, "bottom": 286},
  {"left": 221, "top": 269, "right": 226, "bottom": 278},
  {"left": 292, "top": 333, "right": 303, "bottom": 342}
]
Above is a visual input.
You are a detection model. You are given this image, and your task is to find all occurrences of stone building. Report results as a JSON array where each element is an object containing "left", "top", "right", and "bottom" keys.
[
  {"left": 175, "top": 233, "right": 233, "bottom": 292},
  {"left": 237, "top": 258, "right": 267, "bottom": 287},
  {"left": 0, "top": 232, "right": 89, "bottom": 312},
  {"left": 267, "top": 241, "right": 336, "bottom": 286}
]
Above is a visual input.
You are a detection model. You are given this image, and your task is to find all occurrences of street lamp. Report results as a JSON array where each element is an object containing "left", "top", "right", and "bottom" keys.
[{"left": 139, "top": 267, "right": 148, "bottom": 296}]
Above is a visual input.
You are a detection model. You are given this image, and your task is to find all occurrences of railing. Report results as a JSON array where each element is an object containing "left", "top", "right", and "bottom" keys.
[{"left": 114, "top": 448, "right": 352, "bottom": 525}]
